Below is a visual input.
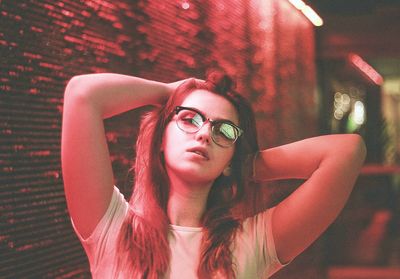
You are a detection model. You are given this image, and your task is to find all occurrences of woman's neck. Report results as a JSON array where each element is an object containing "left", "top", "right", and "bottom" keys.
[{"left": 167, "top": 177, "right": 212, "bottom": 227}]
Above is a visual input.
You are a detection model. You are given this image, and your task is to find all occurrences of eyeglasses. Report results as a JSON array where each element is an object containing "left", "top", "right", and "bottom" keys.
[{"left": 174, "top": 106, "right": 243, "bottom": 147}]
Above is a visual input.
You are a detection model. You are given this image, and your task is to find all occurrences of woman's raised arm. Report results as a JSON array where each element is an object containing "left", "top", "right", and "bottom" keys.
[
  {"left": 61, "top": 73, "right": 171, "bottom": 238},
  {"left": 254, "top": 134, "right": 366, "bottom": 264}
]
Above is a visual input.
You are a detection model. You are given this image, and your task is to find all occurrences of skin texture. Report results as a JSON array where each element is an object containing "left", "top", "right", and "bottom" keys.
[{"left": 162, "top": 89, "right": 239, "bottom": 227}]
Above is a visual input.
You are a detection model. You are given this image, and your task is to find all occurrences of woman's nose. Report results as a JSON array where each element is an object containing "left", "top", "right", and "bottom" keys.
[{"left": 194, "top": 123, "right": 212, "bottom": 144}]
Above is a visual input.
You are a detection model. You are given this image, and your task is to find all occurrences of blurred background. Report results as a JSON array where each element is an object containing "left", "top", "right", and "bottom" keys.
[{"left": 1, "top": 0, "right": 399, "bottom": 278}]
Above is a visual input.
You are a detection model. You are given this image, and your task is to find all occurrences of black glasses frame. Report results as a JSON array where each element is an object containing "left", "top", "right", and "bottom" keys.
[{"left": 174, "top": 106, "right": 243, "bottom": 147}]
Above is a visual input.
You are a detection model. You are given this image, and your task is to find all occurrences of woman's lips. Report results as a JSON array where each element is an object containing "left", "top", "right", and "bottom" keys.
[{"left": 187, "top": 147, "right": 209, "bottom": 160}]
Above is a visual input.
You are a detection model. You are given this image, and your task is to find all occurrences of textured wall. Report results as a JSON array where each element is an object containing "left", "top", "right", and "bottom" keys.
[{"left": 0, "top": 0, "right": 317, "bottom": 277}]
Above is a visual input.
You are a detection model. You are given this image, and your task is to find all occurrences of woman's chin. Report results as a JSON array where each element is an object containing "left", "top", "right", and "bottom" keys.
[{"left": 175, "top": 169, "right": 217, "bottom": 185}]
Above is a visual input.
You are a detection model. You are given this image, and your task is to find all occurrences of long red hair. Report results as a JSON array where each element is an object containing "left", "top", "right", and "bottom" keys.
[{"left": 116, "top": 72, "right": 259, "bottom": 278}]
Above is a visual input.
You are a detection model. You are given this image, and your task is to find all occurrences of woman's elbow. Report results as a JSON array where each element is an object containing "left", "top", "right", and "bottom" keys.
[
  {"left": 348, "top": 134, "right": 367, "bottom": 165},
  {"left": 359, "top": 137, "right": 367, "bottom": 161},
  {"left": 64, "top": 75, "right": 93, "bottom": 102}
]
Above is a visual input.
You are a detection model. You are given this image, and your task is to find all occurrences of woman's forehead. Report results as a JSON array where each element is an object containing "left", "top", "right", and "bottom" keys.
[{"left": 180, "top": 89, "right": 239, "bottom": 123}]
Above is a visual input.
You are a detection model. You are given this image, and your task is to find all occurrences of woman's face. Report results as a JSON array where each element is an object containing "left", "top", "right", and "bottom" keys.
[{"left": 162, "top": 89, "right": 239, "bottom": 185}]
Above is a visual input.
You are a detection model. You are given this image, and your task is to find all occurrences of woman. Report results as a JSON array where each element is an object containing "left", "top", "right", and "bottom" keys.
[{"left": 61, "top": 72, "right": 366, "bottom": 278}]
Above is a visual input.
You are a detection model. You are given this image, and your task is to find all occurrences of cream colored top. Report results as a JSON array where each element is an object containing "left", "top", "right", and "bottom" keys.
[{"left": 72, "top": 187, "right": 287, "bottom": 278}]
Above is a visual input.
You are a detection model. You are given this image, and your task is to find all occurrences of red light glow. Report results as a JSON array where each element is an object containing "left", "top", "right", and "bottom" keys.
[
  {"left": 288, "top": 0, "right": 323, "bottom": 26},
  {"left": 348, "top": 53, "right": 383, "bottom": 85},
  {"left": 181, "top": 1, "right": 190, "bottom": 10}
]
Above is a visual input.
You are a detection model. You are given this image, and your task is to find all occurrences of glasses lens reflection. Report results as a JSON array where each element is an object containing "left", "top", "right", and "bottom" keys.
[{"left": 175, "top": 107, "right": 241, "bottom": 147}]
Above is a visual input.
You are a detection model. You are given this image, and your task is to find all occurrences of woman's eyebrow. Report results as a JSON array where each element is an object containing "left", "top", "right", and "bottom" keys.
[{"left": 187, "top": 106, "right": 236, "bottom": 124}]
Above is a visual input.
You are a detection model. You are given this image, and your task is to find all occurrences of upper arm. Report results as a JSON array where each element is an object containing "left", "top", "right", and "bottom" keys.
[
  {"left": 262, "top": 134, "right": 366, "bottom": 263},
  {"left": 61, "top": 77, "right": 114, "bottom": 239}
]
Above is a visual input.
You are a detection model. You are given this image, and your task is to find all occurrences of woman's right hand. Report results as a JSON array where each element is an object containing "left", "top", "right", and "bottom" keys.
[
  {"left": 165, "top": 77, "right": 204, "bottom": 98},
  {"left": 166, "top": 78, "right": 192, "bottom": 92}
]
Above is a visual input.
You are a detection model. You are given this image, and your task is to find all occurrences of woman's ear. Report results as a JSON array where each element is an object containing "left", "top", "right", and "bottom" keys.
[{"left": 223, "top": 165, "right": 232, "bottom": 176}]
